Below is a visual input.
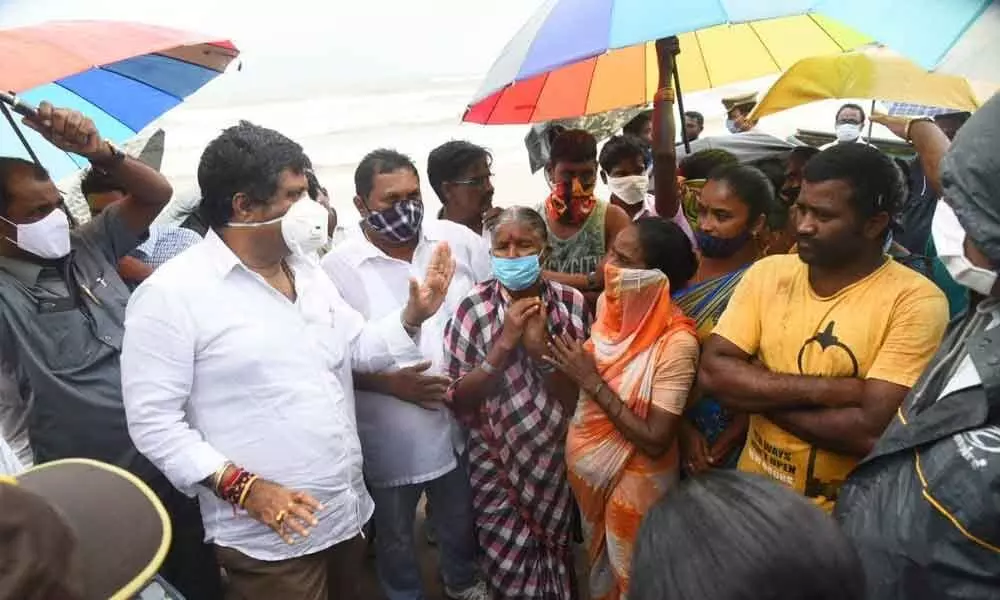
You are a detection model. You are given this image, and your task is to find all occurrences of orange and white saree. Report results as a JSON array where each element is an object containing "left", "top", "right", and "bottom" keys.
[{"left": 566, "top": 265, "right": 698, "bottom": 600}]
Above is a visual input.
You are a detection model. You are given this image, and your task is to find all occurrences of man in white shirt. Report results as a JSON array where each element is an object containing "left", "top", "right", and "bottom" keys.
[
  {"left": 324, "top": 149, "right": 489, "bottom": 600},
  {"left": 121, "top": 122, "right": 456, "bottom": 599}
]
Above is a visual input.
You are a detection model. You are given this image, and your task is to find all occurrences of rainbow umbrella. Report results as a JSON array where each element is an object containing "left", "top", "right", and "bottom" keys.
[
  {"left": 464, "top": 0, "right": 992, "bottom": 125},
  {"left": 0, "top": 20, "right": 239, "bottom": 179}
]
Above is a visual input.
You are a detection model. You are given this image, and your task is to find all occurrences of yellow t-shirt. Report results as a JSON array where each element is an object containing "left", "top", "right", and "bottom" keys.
[{"left": 713, "top": 254, "right": 948, "bottom": 510}]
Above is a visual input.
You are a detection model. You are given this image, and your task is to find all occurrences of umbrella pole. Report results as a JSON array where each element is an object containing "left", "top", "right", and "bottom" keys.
[
  {"left": 0, "top": 100, "right": 42, "bottom": 166},
  {"left": 867, "top": 99, "right": 876, "bottom": 142},
  {"left": 673, "top": 62, "right": 691, "bottom": 154}
]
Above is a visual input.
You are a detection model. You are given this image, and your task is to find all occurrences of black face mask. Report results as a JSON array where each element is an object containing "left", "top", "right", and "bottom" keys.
[{"left": 695, "top": 228, "right": 752, "bottom": 259}]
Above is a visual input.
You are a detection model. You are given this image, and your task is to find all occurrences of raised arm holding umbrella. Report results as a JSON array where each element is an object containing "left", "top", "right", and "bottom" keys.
[{"left": 0, "top": 20, "right": 240, "bottom": 600}]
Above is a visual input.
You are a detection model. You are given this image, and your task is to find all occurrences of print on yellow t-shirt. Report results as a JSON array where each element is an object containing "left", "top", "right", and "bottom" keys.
[{"left": 712, "top": 254, "right": 948, "bottom": 511}]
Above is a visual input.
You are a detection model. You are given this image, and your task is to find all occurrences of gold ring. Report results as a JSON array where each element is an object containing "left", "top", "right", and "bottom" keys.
[{"left": 275, "top": 509, "right": 288, "bottom": 524}]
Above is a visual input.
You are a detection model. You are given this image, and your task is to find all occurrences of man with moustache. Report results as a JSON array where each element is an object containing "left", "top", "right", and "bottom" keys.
[
  {"left": 428, "top": 140, "right": 500, "bottom": 240},
  {"left": 699, "top": 143, "right": 948, "bottom": 512},
  {"left": 838, "top": 93, "right": 1000, "bottom": 600}
]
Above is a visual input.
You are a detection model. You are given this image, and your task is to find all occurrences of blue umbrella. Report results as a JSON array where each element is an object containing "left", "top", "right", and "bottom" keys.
[{"left": 0, "top": 20, "right": 239, "bottom": 179}]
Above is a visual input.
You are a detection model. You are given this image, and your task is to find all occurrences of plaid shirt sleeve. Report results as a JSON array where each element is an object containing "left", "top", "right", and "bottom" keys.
[
  {"left": 444, "top": 286, "right": 491, "bottom": 423},
  {"left": 547, "top": 282, "right": 590, "bottom": 341}
]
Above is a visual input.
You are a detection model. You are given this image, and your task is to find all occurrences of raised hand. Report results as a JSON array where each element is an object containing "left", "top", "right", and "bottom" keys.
[
  {"left": 521, "top": 303, "right": 550, "bottom": 362},
  {"left": 497, "top": 297, "right": 542, "bottom": 352},
  {"left": 21, "top": 101, "right": 107, "bottom": 160},
  {"left": 402, "top": 242, "right": 456, "bottom": 327},
  {"left": 242, "top": 478, "right": 323, "bottom": 544}
]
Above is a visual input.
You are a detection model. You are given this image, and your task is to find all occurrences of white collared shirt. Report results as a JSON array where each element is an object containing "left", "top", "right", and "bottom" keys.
[
  {"left": 323, "top": 219, "right": 492, "bottom": 487},
  {"left": 121, "top": 230, "right": 418, "bottom": 561}
]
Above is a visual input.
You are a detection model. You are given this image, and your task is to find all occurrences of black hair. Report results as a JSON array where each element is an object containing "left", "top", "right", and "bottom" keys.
[
  {"left": 707, "top": 163, "right": 775, "bottom": 220},
  {"left": 354, "top": 148, "right": 419, "bottom": 200},
  {"left": 426, "top": 140, "right": 492, "bottom": 201},
  {"left": 683, "top": 111, "right": 705, "bottom": 127},
  {"left": 789, "top": 145, "right": 821, "bottom": 164},
  {"left": 634, "top": 217, "right": 697, "bottom": 289},
  {"left": 836, "top": 103, "right": 867, "bottom": 123},
  {"left": 598, "top": 135, "right": 645, "bottom": 174},
  {"left": 197, "top": 120, "right": 309, "bottom": 229},
  {"left": 80, "top": 168, "right": 126, "bottom": 198},
  {"left": 304, "top": 169, "right": 325, "bottom": 201},
  {"left": 678, "top": 149, "right": 738, "bottom": 180},
  {"left": 549, "top": 129, "right": 598, "bottom": 166},
  {"left": 0, "top": 157, "right": 50, "bottom": 216},
  {"left": 622, "top": 111, "right": 653, "bottom": 137},
  {"left": 630, "top": 471, "right": 866, "bottom": 600},
  {"left": 804, "top": 143, "right": 903, "bottom": 221},
  {"left": 752, "top": 158, "right": 786, "bottom": 194}
]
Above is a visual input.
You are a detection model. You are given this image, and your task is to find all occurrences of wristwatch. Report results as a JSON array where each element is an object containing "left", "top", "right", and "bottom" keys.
[{"left": 91, "top": 140, "right": 126, "bottom": 174}]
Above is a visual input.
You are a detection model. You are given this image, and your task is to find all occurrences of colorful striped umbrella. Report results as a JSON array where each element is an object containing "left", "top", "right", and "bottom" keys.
[
  {"left": 0, "top": 20, "right": 239, "bottom": 179},
  {"left": 465, "top": 11, "right": 870, "bottom": 124},
  {"left": 464, "top": 0, "right": 993, "bottom": 125}
]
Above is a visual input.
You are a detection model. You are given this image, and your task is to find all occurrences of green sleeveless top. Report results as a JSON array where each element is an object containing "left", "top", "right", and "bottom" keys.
[{"left": 539, "top": 200, "right": 607, "bottom": 275}]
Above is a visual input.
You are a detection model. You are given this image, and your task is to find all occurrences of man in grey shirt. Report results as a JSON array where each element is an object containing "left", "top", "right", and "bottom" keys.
[{"left": 0, "top": 102, "right": 221, "bottom": 599}]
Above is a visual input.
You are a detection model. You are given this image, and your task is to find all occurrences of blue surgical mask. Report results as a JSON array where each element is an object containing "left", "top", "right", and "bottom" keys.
[
  {"left": 492, "top": 254, "right": 541, "bottom": 291},
  {"left": 726, "top": 119, "right": 741, "bottom": 134},
  {"left": 695, "top": 229, "right": 751, "bottom": 259}
]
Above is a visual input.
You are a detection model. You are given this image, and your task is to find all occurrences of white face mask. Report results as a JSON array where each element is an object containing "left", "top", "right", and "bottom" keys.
[
  {"left": 835, "top": 123, "right": 862, "bottom": 143},
  {"left": 932, "top": 201, "right": 997, "bottom": 296},
  {"left": 1, "top": 209, "right": 71, "bottom": 259},
  {"left": 607, "top": 175, "right": 649, "bottom": 206},
  {"left": 228, "top": 196, "right": 329, "bottom": 256},
  {"left": 725, "top": 119, "right": 741, "bottom": 134}
]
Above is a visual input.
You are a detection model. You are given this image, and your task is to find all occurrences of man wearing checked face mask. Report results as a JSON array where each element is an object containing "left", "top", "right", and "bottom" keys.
[
  {"left": 837, "top": 92, "right": 1000, "bottom": 600},
  {"left": 0, "top": 103, "right": 225, "bottom": 598},
  {"left": 539, "top": 129, "right": 631, "bottom": 309},
  {"left": 323, "top": 149, "right": 490, "bottom": 600},
  {"left": 120, "top": 124, "right": 458, "bottom": 598}
]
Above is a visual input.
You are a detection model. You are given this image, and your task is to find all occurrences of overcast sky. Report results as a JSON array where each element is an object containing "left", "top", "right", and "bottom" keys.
[{"left": 0, "top": 0, "right": 546, "bottom": 98}]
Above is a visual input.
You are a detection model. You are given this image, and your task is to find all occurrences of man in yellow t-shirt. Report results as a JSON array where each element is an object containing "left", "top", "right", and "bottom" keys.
[{"left": 699, "top": 143, "right": 948, "bottom": 511}]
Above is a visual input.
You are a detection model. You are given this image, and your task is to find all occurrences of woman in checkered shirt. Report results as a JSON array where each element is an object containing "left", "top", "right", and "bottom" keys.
[{"left": 444, "top": 207, "right": 589, "bottom": 599}]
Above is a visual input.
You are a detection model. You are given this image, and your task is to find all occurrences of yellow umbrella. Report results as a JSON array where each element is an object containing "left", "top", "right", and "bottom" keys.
[{"left": 749, "top": 48, "right": 998, "bottom": 121}]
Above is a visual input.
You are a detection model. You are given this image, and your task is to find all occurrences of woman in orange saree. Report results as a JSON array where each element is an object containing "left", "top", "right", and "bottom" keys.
[{"left": 546, "top": 218, "right": 700, "bottom": 600}]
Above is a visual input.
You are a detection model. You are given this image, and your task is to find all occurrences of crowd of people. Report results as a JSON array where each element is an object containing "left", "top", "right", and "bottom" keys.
[{"left": 1, "top": 81, "right": 998, "bottom": 600}]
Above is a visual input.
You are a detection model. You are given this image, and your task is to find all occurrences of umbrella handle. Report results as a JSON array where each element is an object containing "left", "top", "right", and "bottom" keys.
[
  {"left": 0, "top": 95, "right": 42, "bottom": 166},
  {"left": 0, "top": 91, "right": 39, "bottom": 120}
]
